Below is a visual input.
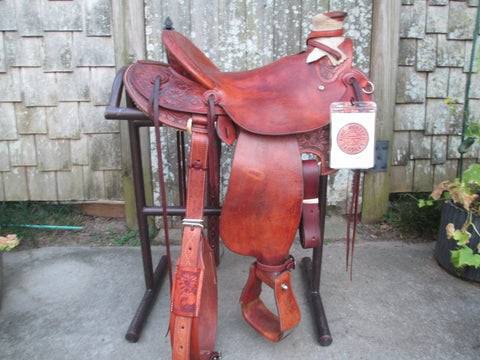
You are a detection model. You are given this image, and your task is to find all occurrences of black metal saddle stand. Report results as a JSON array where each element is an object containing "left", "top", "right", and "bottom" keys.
[{"left": 105, "top": 66, "right": 333, "bottom": 347}]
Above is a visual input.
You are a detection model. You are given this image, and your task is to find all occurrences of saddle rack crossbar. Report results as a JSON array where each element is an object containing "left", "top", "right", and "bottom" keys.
[{"left": 105, "top": 66, "right": 333, "bottom": 347}]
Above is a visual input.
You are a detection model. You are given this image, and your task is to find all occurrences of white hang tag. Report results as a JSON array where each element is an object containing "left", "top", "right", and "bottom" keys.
[{"left": 329, "top": 101, "right": 377, "bottom": 169}]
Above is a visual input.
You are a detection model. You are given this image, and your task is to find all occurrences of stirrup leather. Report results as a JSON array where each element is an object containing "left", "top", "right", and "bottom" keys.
[
  {"left": 239, "top": 257, "right": 301, "bottom": 342},
  {"left": 169, "top": 122, "right": 218, "bottom": 360}
]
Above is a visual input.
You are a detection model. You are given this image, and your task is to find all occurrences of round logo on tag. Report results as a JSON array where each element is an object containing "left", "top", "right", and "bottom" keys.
[{"left": 337, "top": 123, "right": 369, "bottom": 155}]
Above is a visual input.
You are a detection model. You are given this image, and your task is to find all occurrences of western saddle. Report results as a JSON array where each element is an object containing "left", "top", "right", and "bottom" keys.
[{"left": 116, "top": 11, "right": 375, "bottom": 359}]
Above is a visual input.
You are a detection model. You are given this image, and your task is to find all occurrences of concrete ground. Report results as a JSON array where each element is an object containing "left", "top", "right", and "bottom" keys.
[{"left": 1, "top": 216, "right": 480, "bottom": 359}]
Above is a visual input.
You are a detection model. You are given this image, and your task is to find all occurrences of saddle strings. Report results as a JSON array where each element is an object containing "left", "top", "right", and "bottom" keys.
[
  {"left": 346, "top": 77, "right": 365, "bottom": 280},
  {"left": 150, "top": 76, "right": 173, "bottom": 290},
  {"left": 346, "top": 169, "right": 361, "bottom": 280}
]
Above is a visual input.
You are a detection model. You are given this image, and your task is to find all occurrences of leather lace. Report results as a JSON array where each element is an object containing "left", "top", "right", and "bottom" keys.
[{"left": 149, "top": 75, "right": 173, "bottom": 289}]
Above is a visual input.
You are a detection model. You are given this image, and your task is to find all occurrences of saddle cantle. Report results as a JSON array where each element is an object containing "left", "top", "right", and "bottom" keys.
[
  {"left": 122, "top": 10, "right": 375, "bottom": 359},
  {"left": 124, "top": 61, "right": 227, "bottom": 131}
]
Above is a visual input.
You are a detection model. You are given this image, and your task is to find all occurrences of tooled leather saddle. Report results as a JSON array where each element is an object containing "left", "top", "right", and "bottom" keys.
[{"left": 123, "top": 11, "right": 374, "bottom": 359}]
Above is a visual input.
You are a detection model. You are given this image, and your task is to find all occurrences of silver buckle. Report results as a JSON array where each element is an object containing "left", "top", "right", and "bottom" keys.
[
  {"left": 182, "top": 218, "right": 204, "bottom": 230},
  {"left": 186, "top": 117, "right": 193, "bottom": 136}
]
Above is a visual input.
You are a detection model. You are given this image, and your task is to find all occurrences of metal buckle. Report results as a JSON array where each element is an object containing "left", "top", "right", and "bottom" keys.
[
  {"left": 285, "top": 255, "right": 296, "bottom": 270},
  {"left": 182, "top": 218, "right": 204, "bottom": 230},
  {"left": 186, "top": 117, "right": 193, "bottom": 137}
]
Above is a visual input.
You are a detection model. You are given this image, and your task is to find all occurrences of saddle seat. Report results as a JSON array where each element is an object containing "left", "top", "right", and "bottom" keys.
[{"left": 162, "top": 30, "right": 369, "bottom": 136}]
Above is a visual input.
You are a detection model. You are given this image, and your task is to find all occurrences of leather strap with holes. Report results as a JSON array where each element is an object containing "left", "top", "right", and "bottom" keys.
[{"left": 170, "top": 115, "right": 218, "bottom": 360}]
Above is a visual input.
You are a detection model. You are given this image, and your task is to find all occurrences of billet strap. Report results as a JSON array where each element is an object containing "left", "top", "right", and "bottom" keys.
[
  {"left": 300, "top": 160, "right": 321, "bottom": 249},
  {"left": 170, "top": 116, "right": 218, "bottom": 360},
  {"left": 239, "top": 257, "right": 300, "bottom": 342}
]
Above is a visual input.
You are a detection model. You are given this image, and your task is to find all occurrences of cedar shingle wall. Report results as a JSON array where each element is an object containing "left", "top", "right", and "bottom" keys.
[
  {"left": 392, "top": 0, "right": 480, "bottom": 193},
  {"left": 1, "top": 0, "right": 478, "bottom": 208},
  {"left": 0, "top": 0, "right": 121, "bottom": 202}
]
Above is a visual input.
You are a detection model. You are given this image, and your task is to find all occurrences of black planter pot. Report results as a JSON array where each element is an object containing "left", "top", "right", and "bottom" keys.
[{"left": 435, "top": 200, "right": 480, "bottom": 282}]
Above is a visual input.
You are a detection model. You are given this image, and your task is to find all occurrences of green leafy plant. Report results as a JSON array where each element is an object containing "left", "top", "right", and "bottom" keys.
[
  {"left": 391, "top": 193, "right": 442, "bottom": 241},
  {"left": 421, "top": 120, "right": 480, "bottom": 269},
  {"left": 430, "top": 163, "right": 480, "bottom": 269}
]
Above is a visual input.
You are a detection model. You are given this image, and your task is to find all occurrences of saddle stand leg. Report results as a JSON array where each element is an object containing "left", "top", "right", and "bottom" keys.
[
  {"left": 125, "top": 110, "right": 170, "bottom": 342},
  {"left": 301, "top": 174, "right": 333, "bottom": 346}
]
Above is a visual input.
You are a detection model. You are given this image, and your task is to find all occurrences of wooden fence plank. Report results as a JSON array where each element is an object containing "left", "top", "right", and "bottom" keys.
[
  {"left": 190, "top": 0, "right": 220, "bottom": 61},
  {"left": 272, "top": 0, "right": 303, "bottom": 59},
  {"left": 361, "top": 0, "right": 401, "bottom": 222},
  {"left": 112, "top": 0, "right": 151, "bottom": 228},
  {"left": 301, "top": 0, "right": 329, "bottom": 41},
  {"left": 217, "top": 0, "right": 248, "bottom": 70},
  {"left": 245, "top": 0, "right": 275, "bottom": 67}
]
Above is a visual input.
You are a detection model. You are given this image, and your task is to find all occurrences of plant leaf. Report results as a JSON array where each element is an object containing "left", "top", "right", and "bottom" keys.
[
  {"left": 464, "top": 122, "right": 480, "bottom": 138},
  {"left": 446, "top": 223, "right": 456, "bottom": 239},
  {"left": 452, "top": 229, "right": 471, "bottom": 245},
  {"left": 451, "top": 247, "right": 480, "bottom": 269},
  {"left": 463, "top": 164, "right": 480, "bottom": 185},
  {"left": 431, "top": 181, "right": 449, "bottom": 200},
  {"left": 458, "top": 137, "right": 475, "bottom": 154}
]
